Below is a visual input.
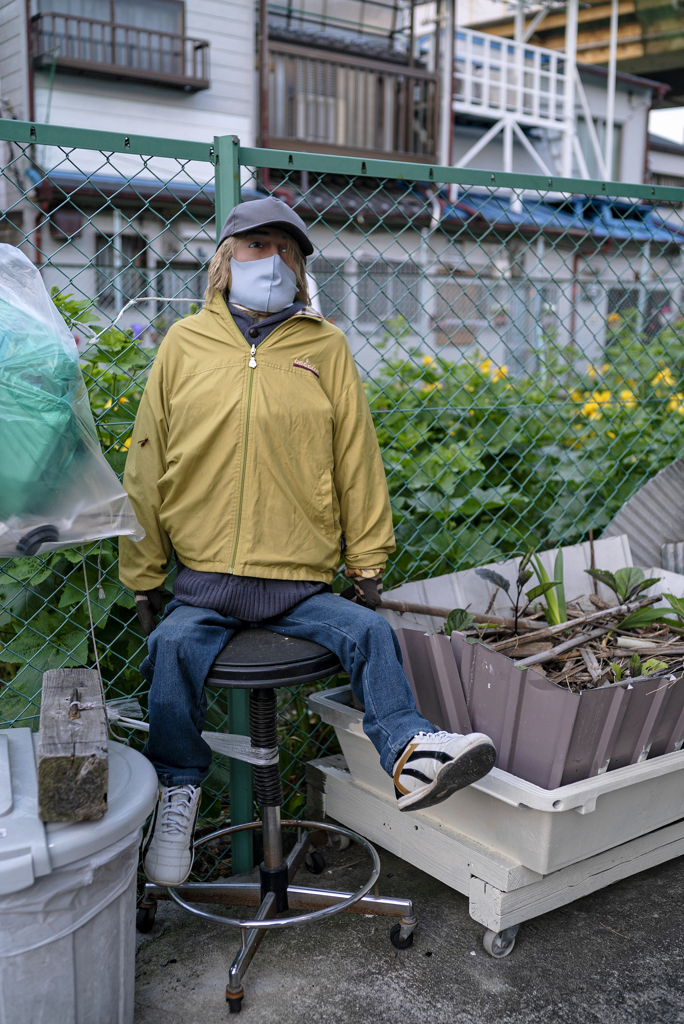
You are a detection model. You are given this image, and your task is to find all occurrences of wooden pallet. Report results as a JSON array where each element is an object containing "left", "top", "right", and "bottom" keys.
[{"left": 306, "top": 755, "right": 684, "bottom": 935}]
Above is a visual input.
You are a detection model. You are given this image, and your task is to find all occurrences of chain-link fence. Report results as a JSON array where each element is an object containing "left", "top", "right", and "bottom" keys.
[{"left": 3, "top": 120, "right": 684, "bottom": 874}]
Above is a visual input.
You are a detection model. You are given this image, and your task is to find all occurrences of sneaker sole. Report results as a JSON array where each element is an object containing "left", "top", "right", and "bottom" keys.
[{"left": 397, "top": 740, "right": 496, "bottom": 812}]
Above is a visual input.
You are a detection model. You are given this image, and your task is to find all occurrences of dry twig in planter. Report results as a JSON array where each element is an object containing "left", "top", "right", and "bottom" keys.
[
  {"left": 492, "top": 595, "right": 659, "bottom": 650},
  {"left": 514, "top": 628, "right": 611, "bottom": 668},
  {"left": 379, "top": 598, "right": 538, "bottom": 630}
]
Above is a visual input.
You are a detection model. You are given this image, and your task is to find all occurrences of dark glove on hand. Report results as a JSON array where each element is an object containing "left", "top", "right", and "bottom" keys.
[
  {"left": 134, "top": 588, "right": 165, "bottom": 636},
  {"left": 340, "top": 575, "right": 383, "bottom": 610}
]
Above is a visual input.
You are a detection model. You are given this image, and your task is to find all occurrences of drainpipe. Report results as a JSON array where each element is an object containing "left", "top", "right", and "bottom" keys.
[
  {"left": 25, "top": 0, "right": 35, "bottom": 122},
  {"left": 604, "top": 0, "right": 618, "bottom": 179},
  {"left": 569, "top": 249, "right": 580, "bottom": 346},
  {"left": 258, "top": 0, "right": 270, "bottom": 190},
  {"left": 562, "top": 0, "right": 578, "bottom": 177}
]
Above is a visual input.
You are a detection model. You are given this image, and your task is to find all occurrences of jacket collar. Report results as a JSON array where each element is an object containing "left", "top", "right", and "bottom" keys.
[{"left": 207, "top": 294, "right": 324, "bottom": 346}]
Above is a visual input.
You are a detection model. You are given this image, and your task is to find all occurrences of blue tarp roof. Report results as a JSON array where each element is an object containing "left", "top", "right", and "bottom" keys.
[{"left": 29, "top": 167, "right": 684, "bottom": 248}]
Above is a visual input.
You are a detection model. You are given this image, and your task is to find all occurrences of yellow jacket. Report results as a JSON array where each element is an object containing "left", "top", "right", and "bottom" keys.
[{"left": 118, "top": 296, "right": 395, "bottom": 591}]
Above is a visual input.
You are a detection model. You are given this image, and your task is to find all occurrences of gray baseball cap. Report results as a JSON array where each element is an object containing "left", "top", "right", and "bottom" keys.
[{"left": 217, "top": 196, "right": 313, "bottom": 257}]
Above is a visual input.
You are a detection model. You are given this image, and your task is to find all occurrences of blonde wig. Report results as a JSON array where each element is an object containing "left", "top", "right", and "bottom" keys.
[{"left": 204, "top": 232, "right": 310, "bottom": 307}]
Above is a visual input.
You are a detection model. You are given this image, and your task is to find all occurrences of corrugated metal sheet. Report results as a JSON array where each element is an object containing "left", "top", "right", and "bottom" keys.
[
  {"left": 395, "top": 628, "right": 684, "bottom": 790},
  {"left": 603, "top": 459, "right": 684, "bottom": 567}
]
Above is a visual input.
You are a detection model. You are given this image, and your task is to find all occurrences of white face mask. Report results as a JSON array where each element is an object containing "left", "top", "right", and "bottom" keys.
[{"left": 228, "top": 255, "right": 298, "bottom": 313}]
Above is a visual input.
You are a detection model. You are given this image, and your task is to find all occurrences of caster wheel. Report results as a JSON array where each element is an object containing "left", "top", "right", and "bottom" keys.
[
  {"left": 390, "top": 923, "right": 414, "bottom": 949},
  {"left": 330, "top": 833, "right": 351, "bottom": 851},
  {"left": 226, "top": 994, "right": 243, "bottom": 1014},
  {"left": 136, "top": 903, "right": 157, "bottom": 934},
  {"left": 305, "top": 850, "right": 325, "bottom": 874},
  {"left": 482, "top": 926, "right": 518, "bottom": 958}
]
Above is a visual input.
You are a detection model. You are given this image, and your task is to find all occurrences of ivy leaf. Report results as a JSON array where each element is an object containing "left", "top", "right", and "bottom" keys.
[
  {"left": 642, "top": 658, "right": 669, "bottom": 676},
  {"left": 474, "top": 568, "right": 510, "bottom": 593},
  {"left": 445, "top": 608, "right": 475, "bottom": 635},
  {"left": 526, "top": 581, "right": 562, "bottom": 601},
  {"left": 614, "top": 567, "right": 645, "bottom": 601},
  {"left": 619, "top": 608, "right": 674, "bottom": 629},
  {"left": 585, "top": 568, "right": 618, "bottom": 595}
]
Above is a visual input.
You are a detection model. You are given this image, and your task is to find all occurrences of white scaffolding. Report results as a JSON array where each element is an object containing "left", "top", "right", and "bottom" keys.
[{"left": 450, "top": 0, "right": 618, "bottom": 180}]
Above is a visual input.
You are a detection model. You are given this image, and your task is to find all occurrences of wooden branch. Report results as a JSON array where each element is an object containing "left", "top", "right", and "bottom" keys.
[
  {"left": 379, "top": 598, "right": 539, "bottom": 630},
  {"left": 514, "top": 628, "right": 611, "bottom": 668},
  {"left": 38, "top": 668, "right": 108, "bottom": 822},
  {"left": 491, "top": 595, "right": 660, "bottom": 650}
]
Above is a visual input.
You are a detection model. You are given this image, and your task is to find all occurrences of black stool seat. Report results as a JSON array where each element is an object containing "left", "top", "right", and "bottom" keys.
[{"left": 206, "top": 628, "right": 341, "bottom": 688}]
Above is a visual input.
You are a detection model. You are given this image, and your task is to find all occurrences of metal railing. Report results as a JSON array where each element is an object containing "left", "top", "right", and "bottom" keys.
[
  {"left": 2, "top": 119, "right": 684, "bottom": 877},
  {"left": 454, "top": 28, "right": 567, "bottom": 128},
  {"left": 32, "top": 12, "right": 210, "bottom": 91},
  {"left": 268, "top": 41, "right": 439, "bottom": 161}
]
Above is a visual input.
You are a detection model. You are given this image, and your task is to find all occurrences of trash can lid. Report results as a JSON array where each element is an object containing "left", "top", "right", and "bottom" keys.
[{"left": 0, "top": 728, "right": 158, "bottom": 896}]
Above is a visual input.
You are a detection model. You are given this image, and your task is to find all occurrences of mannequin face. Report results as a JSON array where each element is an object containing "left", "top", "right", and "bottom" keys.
[{"left": 233, "top": 228, "right": 295, "bottom": 271}]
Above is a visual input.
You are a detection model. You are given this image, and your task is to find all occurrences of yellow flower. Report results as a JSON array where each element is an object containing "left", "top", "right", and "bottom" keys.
[
  {"left": 667, "top": 393, "right": 684, "bottom": 414},
  {"left": 478, "top": 359, "right": 493, "bottom": 375},
  {"left": 122, "top": 436, "right": 132, "bottom": 450},
  {"left": 103, "top": 398, "right": 112, "bottom": 409},
  {"left": 591, "top": 389, "right": 612, "bottom": 407},
  {"left": 587, "top": 364, "right": 596, "bottom": 379},
  {"left": 468, "top": 410, "right": 475, "bottom": 416},
  {"left": 601, "top": 363, "right": 611, "bottom": 374},
  {"left": 421, "top": 355, "right": 434, "bottom": 366},
  {"left": 581, "top": 401, "right": 602, "bottom": 420},
  {"left": 652, "top": 368, "right": 675, "bottom": 388},
  {"left": 607, "top": 431, "right": 616, "bottom": 438},
  {"left": 607, "top": 312, "right": 622, "bottom": 323},
  {"left": 492, "top": 365, "right": 508, "bottom": 381},
  {"left": 570, "top": 389, "right": 583, "bottom": 403},
  {"left": 421, "top": 381, "right": 442, "bottom": 393},
  {"left": 618, "top": 388, "right": 637, "bottom": 409}
]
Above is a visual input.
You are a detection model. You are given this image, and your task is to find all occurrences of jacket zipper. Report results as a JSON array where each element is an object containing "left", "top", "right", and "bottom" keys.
[{"left": 229, "top": 343, "right": 257, "bottom": 572}]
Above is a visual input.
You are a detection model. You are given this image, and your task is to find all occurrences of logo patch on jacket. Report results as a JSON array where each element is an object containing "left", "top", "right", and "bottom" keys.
[{"left": 293, "top": 357, "right": 320, "bottom": 379}]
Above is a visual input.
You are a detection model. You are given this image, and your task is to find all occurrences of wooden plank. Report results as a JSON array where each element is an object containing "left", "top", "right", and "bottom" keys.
[
  {"left": 312, "top": 761, "right": 542, "bottom": 893},
  {"left": 38, "top": 669, "right": 108, "bottom": 822},
  {"left": 468, "top": 817, "right": 684, "bottom": 932}
]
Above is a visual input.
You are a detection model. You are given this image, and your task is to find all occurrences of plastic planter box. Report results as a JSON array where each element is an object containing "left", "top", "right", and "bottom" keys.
[
  {"left": 310, "top": 685, "right": 684, "bottom": 875},
  {"left": 397, "top": 629, "right": 684, "bottom": 790}
]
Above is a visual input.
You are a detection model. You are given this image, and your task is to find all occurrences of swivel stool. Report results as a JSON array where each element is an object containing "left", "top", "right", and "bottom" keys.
[{"left": 138, "top": 628, "right": 417, "bottom": 1013}]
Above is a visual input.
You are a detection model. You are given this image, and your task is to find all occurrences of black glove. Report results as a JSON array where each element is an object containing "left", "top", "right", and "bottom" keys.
[
  {"left": 134, "top": 588, "right": 165, "bottom": 636},
  {"left": 340, "top": 575, "right": 383, "bottom": 610}
]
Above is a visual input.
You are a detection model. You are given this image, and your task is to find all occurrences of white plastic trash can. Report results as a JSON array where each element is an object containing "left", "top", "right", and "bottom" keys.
[{"left": 0, "top": 728, "right": 158, "bottom": 1024}]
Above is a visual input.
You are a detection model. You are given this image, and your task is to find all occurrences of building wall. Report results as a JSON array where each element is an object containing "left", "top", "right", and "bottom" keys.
[
  {"left": 0, "top": 0, "right": 28, "bottom": 119},
  {"left": 0, "top": 0, "right": 255, "bottom": 145}
]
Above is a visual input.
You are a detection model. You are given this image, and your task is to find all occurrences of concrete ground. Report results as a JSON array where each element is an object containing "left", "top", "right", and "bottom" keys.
[{"left": 134, "top": 837, "right": 684, "bottom": 1024}]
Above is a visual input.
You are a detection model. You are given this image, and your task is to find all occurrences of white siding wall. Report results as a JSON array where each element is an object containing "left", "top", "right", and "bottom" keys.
[
  {"left": 0, "top": 0, "right": 28, "bottom": 119},
  {"left": 1, "top": 0, "right": 254, "bottom": 146}
]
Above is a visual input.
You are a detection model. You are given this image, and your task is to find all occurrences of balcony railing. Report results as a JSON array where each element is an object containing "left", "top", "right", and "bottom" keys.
[
  {"left": 454, "top": 28, "right": 566, "bottom": 129},
  {"left": 32, "top": 12, "right": 209, "bottom": 91},
  {"left": 268, "top": 42, "right": 439, "bottom": 162}
]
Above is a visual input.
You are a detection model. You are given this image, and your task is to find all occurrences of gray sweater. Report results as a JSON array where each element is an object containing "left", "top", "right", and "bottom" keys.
[{"left": 172, "top": 298, "right": 328, "bottom": 622}]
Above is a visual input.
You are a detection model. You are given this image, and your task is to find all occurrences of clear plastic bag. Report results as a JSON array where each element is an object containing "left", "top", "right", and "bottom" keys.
[{"left": 0, "top": 244, "right": 144, "bottom": 556}]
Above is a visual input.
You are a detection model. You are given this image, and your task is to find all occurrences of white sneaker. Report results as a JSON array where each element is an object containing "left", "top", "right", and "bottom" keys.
[
  {"left": 393, "top": 731, "right": 496, "bottom": 812},
  {"left": 142, "top": 784, "right": 202, "bottom": 886}
]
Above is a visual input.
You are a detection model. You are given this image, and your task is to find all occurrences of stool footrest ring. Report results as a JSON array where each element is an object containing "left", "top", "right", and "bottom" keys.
[{"left": 167, "top": 820, "right": 380, "bottom": 930}]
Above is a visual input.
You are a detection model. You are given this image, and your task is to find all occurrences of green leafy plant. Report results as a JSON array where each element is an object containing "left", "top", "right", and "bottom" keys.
[
  {"left": 585, "top": 566, "right": 661, "bottom": 605},
  {"left": 445, "top": 608, "right": 475, "bottom": 635},
  {"left": 610, "top": 662, "right": 623, "bottom": 682},
  {"left": 530, "top": 552, "right": 566, "bottom": 625},
  {"left": 642, "top": 657, "right": 669, "bottom": 676}
]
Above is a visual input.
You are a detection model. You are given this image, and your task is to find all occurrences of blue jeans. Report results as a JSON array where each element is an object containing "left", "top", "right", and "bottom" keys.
[{"left": 140, "top": 593, "right": 436, "bottom": 787}]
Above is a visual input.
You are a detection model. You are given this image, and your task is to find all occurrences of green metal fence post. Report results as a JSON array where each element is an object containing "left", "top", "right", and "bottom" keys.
[{"left": 214, "top": 133, "right": 254, "bottom": 876}]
